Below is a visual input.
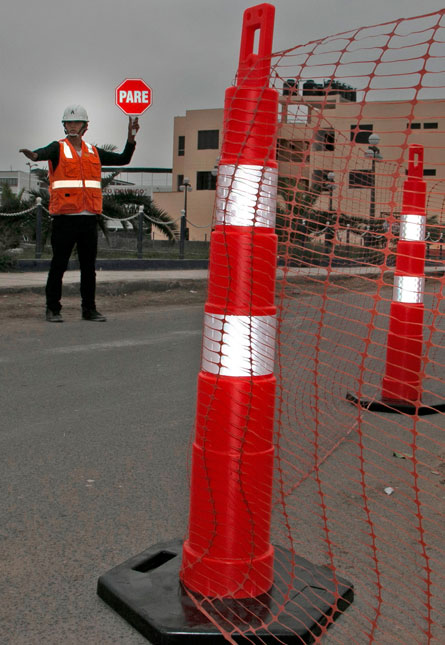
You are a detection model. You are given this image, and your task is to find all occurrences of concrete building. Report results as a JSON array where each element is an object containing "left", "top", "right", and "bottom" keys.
[
  {"left": 101, "top": 167, "right": 172, "bottom": 198},
  {"left": 0, "top": 170, "right": 42, "bottom": 200},
  {"left": 153, "top": 83, "right": 444, "bottom": 240},
  {"left": 153, "top": 109, "right": 222, "bottom": 241},
  {"left": 101, "top": 167, "right": 172, "bottom": 230}
]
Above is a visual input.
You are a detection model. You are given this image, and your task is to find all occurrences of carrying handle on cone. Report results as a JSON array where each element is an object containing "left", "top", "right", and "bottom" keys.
[
  {"left": 407, "top": 144, "right": 424, "bottom": 179},
  {"left": 403, "top": 144, "right": 426, "bottom": 213},
  {"left": 237, "top": 3, "right": 275, "bottom": 87}
]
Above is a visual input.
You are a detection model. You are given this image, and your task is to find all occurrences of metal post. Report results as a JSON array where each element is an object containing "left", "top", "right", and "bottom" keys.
[
  {"left": 26, "top": 162, "right": 37, "bottom": 191},
  {"left": 137, "top": 205, "right": 144, "bottom": 259},
  {"left": 324, "top": 220, "right": 334, "bottom": 259},
  {"left": 370, "top": 157, "right": 376, "bottom": 221},
  {"left": 301, "top": 218, "right": 307, "bottom": 249},
  {"left": 179, "top": 177, "right": 192, "bottom": 258},
  {"left": 179, "top": 209, "right": 186, "bottom": 259},
  {"left": 35, "top": 197, "right": 42, "bottom": 259},
  {"left": 365, "top": 134, "right": 382, "bottom": 247}
]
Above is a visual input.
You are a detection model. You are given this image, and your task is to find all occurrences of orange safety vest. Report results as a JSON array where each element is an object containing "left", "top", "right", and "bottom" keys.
[{"left": 48, "top": 139, "right": 102, "bottom": 214}]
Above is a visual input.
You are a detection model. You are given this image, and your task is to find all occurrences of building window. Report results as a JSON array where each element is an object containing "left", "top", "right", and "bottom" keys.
[
  {"left": 407, "top": 122, "right": 421, "bottom": 129},
  {"left": 349, "top": 170, "right": 373, "bottom": 188},
  {"left": 196, "top": 171, "right": 217, "bottom": 190},
  {"left": 277, "top": 138, "right": 309, "bottom": 163},
  {"left": 178, "top": 136, "right": 185, "bottom": 156},
  {"left": 423, "top": 122, "right": 438, "bottom": 129},
  {"left": 177, "top": 174, "right": 184, "bottom": 190},
  {"left": 423, "top": 169, "right": 437, "bottom": 176},
  {"left": 197, "top": 130, "right": 219, "bottom": 150},
  {"left": 0, "top": 177, "right": 18, "bottom": 186},
  {"left": 314, "top": 129, "right": 335, "bottom": 151},
  {"left": 350, "top": 124, "right": 373, "bottom": 143}
]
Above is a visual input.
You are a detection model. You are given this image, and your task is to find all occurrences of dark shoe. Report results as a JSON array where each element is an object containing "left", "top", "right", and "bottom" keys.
[
  {"left": 46, "top": 308, "right": 63, "bottom": 323},
  {"left": 82, "top": 309, "right": 107, "bottom": 322}
]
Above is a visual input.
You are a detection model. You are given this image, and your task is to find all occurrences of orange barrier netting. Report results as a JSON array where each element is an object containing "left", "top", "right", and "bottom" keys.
[{"left": 181, "top": 7, "right": 445, "bottom": 644}]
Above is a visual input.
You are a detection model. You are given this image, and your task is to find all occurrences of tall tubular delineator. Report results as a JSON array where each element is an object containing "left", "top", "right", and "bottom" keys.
[
  {"left": 381, "top": 144, "right": 427, "bottom": 403},
  {"left": 180, "top": 3, "right": 279, "bottom": 598}
]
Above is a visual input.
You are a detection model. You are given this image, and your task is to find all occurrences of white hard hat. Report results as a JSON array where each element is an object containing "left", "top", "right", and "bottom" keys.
[{"left": 62, "top": 104, "right": 89, "bottom": 122}]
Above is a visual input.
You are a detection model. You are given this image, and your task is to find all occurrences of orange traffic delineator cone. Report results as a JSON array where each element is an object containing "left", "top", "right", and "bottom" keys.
[
  {"left": 98, "top": 5, "right": 353, "bottom": 643},
  {"left": 180, "top": 0, "right": 279, "bottom": 598},
  {"left": 347, "top": 144, "right": 445, "bottom": 415}
]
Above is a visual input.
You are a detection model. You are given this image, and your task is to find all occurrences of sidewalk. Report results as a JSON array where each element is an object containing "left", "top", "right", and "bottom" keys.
[
  {"left": 0, "top": 264, "right": 443, "bottom": 295},
  {"left": 0, "top": 269, "right": 210, "bottom": 295}
]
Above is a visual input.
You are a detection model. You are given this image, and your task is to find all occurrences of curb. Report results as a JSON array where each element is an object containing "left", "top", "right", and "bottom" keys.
[
  {"left": 0, "top": 267, "right": 442, "bottom": 297},
  {"left": 0, "top": 278, "right": 209, "bottom": 297},
  {"left": 12, "top": 258, "right": 209, "bottom": 272}
]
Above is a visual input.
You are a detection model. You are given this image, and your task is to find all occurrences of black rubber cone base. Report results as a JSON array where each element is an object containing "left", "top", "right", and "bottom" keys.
[
  {"left": 97, "top": 538, "right": 353, "bottom": 644},
  {"left": 346, "top": 391, "right": 445, "bottom": 415}
]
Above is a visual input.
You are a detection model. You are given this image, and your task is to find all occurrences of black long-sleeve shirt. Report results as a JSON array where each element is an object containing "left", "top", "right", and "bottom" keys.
[{"left": 33, "top": 140, "right": 136, "bottom": 170}]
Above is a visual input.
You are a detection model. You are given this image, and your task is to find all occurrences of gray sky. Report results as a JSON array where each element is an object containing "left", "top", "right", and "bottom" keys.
[{"left": 4, "top": 0, "right": 444, "bottom": 172}]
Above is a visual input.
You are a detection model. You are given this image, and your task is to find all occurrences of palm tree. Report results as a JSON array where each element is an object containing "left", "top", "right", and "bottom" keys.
[
  {"left": 101, "top": 172, "right": 178, "bottom": 241},
  {"left": 276, "top": 174, "right": 330, "bottom": 246},
  {"left": 0, "top": 183, "right": 38, "bottom": 250}
]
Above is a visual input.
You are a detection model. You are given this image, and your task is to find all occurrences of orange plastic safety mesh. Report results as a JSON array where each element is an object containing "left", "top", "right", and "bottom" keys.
[{"left": 184, "top": 10, "right": 445, "bottom": 644}]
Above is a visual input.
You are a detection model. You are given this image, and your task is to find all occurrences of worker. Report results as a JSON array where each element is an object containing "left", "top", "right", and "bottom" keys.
[{"left": 19, "top": 104, "right": 139, "bottom": 322}]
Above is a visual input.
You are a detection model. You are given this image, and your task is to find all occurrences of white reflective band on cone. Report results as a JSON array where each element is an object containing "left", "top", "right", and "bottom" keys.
[
  {"left": 393, "top": 275, "right": 425, "bottom": 303},
  {"left": 52, "top": 180, "right": 83, "bottom": 189},
  {"left": 62, "top": 142, "right": 73, "bottom": 159},
  {"left": 202, "top": 313, "right": 276, "bottom": 376},
  {"left": 400, "top": 214, "right": 426, "bottom": 241},
  {"left": 215, "top": 165, "right": 277, "bottom": 227}
]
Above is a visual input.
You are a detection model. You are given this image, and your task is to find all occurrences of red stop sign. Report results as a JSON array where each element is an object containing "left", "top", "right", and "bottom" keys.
[{"left": 115, "top": 78, "right": 152, "bottom": 115}]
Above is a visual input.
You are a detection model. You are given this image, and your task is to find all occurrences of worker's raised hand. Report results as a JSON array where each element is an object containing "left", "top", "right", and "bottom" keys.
[
  {"left": 19, "top": 149, "right": 38, "bottom": 161},
  {"left": 127, "top": 117, "right": 140, "bottom": 143}
]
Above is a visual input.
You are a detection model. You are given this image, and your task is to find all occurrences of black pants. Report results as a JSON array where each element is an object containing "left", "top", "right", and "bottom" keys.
[{"left": 46, "top": 215, "right": 98, "bottom": 313}]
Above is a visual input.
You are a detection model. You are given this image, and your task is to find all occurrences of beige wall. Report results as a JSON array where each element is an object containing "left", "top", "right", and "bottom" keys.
[
  {"left": 154, "top": 109, "right": 223, "bottom": 240},
  {"left": 153, "top": 97, "right": 445, "bottom": 239}
]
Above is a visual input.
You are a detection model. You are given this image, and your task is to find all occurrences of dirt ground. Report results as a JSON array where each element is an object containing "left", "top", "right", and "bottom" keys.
[
  {"left": 0, "top": 284, "right": 208, "bottom": 324},
  {"left": 0, "top": 273, "right": 392, "bottom": 327},
  {"left": 0, "top": 275, "right": 375, "bottom": 323}
]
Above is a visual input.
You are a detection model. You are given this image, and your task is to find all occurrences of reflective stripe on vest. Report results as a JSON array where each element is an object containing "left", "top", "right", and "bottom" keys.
[
  {"left": 393, "top": 275, "right": 425, "bottom": 303},
  {"left": 400, "top": 214, "right": 426, "bottom": 242},
  {"left": 201, "top": 312, "right": 276, "bottom": 376},
  {"left": 215, "top": 164, "right": 278, "bottom": 228},
  {"left": 62, "top": 141, "right": 73, "bottom": 159},
  {"left": 51, "top": 180, "right": 101, "bottom": 189},
  {"left": 61, "top": 140, "right": 95, "bottom": 159}
]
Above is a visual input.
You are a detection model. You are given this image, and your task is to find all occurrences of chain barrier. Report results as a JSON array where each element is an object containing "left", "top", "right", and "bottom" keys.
[
  {"left": 101, "top": 212, "right": 140, "bottom": 223},
  {"left": 144, "top": 213, "right": 181, "bottom": 226},
  {"left": 187, "top": 220, "right": 211, "bottom": 229},
  {"left": 0, "top": 205, "right": 37, "bottom": 217},
  {"left": 143, "top": 213, "right": 177, "bottom": 237}
]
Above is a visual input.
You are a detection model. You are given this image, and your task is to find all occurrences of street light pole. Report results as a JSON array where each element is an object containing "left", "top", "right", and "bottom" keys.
[
  {"left": 26, "top": 162, "right": 37, "bottom": 191},
  {"left": 327, "top": 171, "right": 335, "bottom": 215},
  {"left": 365, "top": 133, "right": 383, "bottom": 246},
  {"left": 365, "top": 134, "right": 382, "bottom": 218},
  {"left": 179, "top": 177, "right": 192, "bottom": 259}
]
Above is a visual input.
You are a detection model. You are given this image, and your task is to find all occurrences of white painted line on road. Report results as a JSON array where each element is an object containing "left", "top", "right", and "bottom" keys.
[
  {"left": 50, "top": 331, "right": 201, "bottom": 355},
  {"left": 0, "top": 330, "right": 201, "bottom": 363}
]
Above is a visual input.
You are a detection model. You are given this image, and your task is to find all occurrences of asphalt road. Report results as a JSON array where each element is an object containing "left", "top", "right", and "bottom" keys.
[
  {"left": 1, "top": 286, "right": 444, "bottom": 644},
  {"left": 1, "top": 303, "right": 204, "bottom": 645}
]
